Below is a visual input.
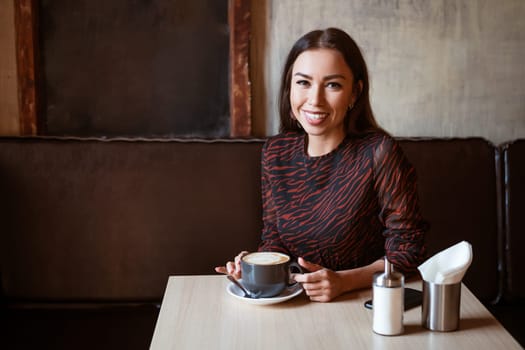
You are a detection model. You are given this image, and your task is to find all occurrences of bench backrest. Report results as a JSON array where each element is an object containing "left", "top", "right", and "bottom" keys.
[
  {"left": 0, "top": 137, "right": 505, "bottom": 302},
  {"left": 399, "top": 138, "right": 499, "bottom": 302},
  {"left": 0, "top": 138, "right": 264, "bottom": 300}
]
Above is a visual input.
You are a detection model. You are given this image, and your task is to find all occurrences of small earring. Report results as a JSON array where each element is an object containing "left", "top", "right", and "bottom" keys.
[{"left": 348, "top": 103, "right": 354, "bottom": 110}]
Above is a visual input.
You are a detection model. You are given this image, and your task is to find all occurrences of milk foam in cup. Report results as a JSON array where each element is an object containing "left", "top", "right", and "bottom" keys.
[{"left": 242, "top": 252, "right": 289, "bottom": 265}]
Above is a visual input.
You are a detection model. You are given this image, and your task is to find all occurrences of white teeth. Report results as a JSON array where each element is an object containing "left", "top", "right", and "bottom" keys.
[{"left": 304, "top": 112, "right": 326, "bottom": 120}]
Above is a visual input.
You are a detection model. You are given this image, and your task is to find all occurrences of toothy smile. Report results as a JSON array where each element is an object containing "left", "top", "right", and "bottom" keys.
[
  {"left": 301, "top": 110, "right": 329, "bottom": 126},
  {"left": 303, "top": 111, "right": 328, "bottom": 120}
]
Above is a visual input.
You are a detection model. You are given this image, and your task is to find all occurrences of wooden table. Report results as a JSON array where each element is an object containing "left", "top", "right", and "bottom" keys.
[{"left": 150, "top": 275, "right": 522, "bottom": 350}]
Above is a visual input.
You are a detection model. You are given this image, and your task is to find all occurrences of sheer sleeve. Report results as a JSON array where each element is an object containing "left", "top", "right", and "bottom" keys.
[
  {"left": 373, "top": 136, "right": 428, "bottom": 274},
  {"left": 258, "top": 141, "right": 290, "bottom": 254}
]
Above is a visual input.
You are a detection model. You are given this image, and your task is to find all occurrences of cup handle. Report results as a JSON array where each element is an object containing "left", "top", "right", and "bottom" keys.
[{"left": 287, "top": 261, "right": 304, "bottom": 287}]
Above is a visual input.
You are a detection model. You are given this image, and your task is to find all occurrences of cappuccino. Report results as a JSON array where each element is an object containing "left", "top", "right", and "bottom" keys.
[
  {"left": 240, "top": 252, "right": 300, "bottom": 298},
  {"left": 242, "top": 252, "right": 290, "bottom": 265}
]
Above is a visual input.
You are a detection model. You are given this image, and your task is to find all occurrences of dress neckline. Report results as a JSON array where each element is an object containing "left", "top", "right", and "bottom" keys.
[{"left": 301, "top": 134, "right": 350, "bottom": 161}]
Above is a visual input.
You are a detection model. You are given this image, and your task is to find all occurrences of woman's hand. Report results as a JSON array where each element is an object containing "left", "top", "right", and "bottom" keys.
[
  {"left": 214, "top": 251, "right": 249, "bottom": 279},
  {"left": 293, "top": 257, "right": 344, "bottom": 302}
]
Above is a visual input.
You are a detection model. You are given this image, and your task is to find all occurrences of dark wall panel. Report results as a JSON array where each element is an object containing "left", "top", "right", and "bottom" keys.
[{"left": 39, "top": 0, "right": 229, "bottom": 137}]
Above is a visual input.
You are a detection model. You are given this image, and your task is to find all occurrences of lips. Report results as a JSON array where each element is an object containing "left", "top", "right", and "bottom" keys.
[{"left": 302, "top": 110, "right": 329, "bottom": 126}]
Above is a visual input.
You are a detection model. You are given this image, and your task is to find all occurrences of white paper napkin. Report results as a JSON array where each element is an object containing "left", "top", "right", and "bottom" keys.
[{"left": 418, "top": 241, "right": 473, "bottom": 284}]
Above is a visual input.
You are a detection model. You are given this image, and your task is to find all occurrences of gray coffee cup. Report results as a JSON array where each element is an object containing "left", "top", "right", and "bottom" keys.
[
  {"left": 240, "top": 252, "right": 302, "bottom": 298},
  {"left": 422, "top": 281, "right": 461, "bottom": 331}
]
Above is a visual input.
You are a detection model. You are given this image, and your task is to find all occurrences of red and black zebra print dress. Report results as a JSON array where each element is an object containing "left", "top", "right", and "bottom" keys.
[{"left": 258, "top": 131, "right": 427, "bottom": 274}]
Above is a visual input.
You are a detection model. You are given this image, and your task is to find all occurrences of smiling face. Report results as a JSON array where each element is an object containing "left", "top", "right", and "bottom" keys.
[{"left": 290, "top": 48, "right": 359, "bottom": 155}]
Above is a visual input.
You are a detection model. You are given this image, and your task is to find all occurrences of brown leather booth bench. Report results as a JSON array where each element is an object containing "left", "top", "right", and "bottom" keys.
[{"left": 0, "top": 137, "right": 522, "bottom": 349}]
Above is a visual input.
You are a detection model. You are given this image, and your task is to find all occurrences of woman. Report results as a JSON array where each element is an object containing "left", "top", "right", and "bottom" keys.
[{"left": 216, "top": 28, "right": 427, "bottom": 302}]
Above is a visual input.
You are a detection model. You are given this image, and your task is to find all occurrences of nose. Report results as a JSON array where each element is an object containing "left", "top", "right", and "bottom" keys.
[{"left": 307, "top": 85, "right": 324, "bottom": 106}]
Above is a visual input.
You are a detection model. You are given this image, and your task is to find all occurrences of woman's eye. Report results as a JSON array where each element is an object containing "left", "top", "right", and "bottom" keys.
[
  {"left": 295, "top": 80, "right": 310, "bottom": 87},
  {"left": 326, "top": 82, "right": 342, "bottom": 89}
]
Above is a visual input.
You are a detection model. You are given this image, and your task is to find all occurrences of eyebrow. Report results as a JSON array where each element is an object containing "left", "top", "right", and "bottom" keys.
[{"left": 293, "top": 72, "right": 347, "bottom": 80}]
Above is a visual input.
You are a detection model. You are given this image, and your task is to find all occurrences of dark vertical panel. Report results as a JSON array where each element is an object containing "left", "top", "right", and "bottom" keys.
[
  {"left": 39, "top": 0, "right": 230, "bottom": 137},
  {"left": 504, "top": 140, "right": 525, "bottom": 298}
]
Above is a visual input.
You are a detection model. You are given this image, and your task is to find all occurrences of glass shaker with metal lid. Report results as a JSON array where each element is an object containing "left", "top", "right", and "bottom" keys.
[{"left": 372, "top": 258, "right": 404, "bottom": 335}]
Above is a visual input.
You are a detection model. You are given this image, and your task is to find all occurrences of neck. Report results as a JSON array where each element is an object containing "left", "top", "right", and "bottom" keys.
[{"left": 306, "top": 132, "right": 346, "bottom": 157}]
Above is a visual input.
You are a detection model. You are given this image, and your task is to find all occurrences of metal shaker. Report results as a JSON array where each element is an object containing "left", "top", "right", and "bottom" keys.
[
  {"left": 422, "top": 281, "right": 461, "bottom": 331},
  {"left": 372, "top": 258, "right": 404, "bottom": 335}
]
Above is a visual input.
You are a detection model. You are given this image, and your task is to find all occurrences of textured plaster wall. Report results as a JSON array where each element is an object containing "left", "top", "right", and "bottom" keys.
[
  {"left": 251, "top": 0, "right": 525, "bottom": 144},
  {"left": 1, "top": 1, "right": 524, "bottom": 142}
]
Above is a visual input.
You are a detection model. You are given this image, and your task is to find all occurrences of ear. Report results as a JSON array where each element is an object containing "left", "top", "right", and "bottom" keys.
[
  {"left": 357, "top": 80, "right": 363, "bottom": 95},
  {"left": 352, "top": 80, "right": 363, "bottom": 105}
]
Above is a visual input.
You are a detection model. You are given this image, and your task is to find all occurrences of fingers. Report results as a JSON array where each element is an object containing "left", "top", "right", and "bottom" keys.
[
  {"left": 300, "top": 280, "right": 332, "bottom": 302},
  {"left": 301, "top": 280, "right": 332, "bottom": 302},
  {"left": 293, "top": 267, "right": 329, "bottom": 283},
  {"left": 215, "top": 251, "right": 249, "bottom": 280},
  {"left": 298, "top": 257, "right": 323, "bottom": 272},
  {"left": 214, "top": 261, "right": 241, "bottom": 279},
  {"left": 214, "top": 266, "right": 227, "bottom": 274},
  {"left": 301, "top": 279, "right": 336, "bottom": 302},
  {"left": 293, "top": 258, "right": 324, "bottom": 286},
  {"left": 308, "top": 294, "right": 332, "bottom": 303},
  {"left": 214, "top": 261, "right": 236, "bottom": 275},
  {"left": 292, "top": 261, "right": 341, "bottom": 302},
  {"left": 294, "top": 269, "right": 328, "bottom": 298},
  {"left": 234, "top": 251, "right": 249, "bottom": 266}
]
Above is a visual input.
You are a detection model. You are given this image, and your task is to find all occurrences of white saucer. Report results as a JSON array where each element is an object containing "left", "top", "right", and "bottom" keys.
[{"left": 227, "top": 280, "right": 303, "bottom": 306}]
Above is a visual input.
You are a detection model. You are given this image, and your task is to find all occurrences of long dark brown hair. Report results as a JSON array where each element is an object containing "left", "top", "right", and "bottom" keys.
[{"left": 278, "top": 28, "right": 383, "bottom": 135}]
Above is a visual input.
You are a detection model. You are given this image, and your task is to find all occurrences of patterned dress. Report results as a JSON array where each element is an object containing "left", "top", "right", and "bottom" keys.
[{"left": 258, "top": 131, "right": 427, "bottom": 274}]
